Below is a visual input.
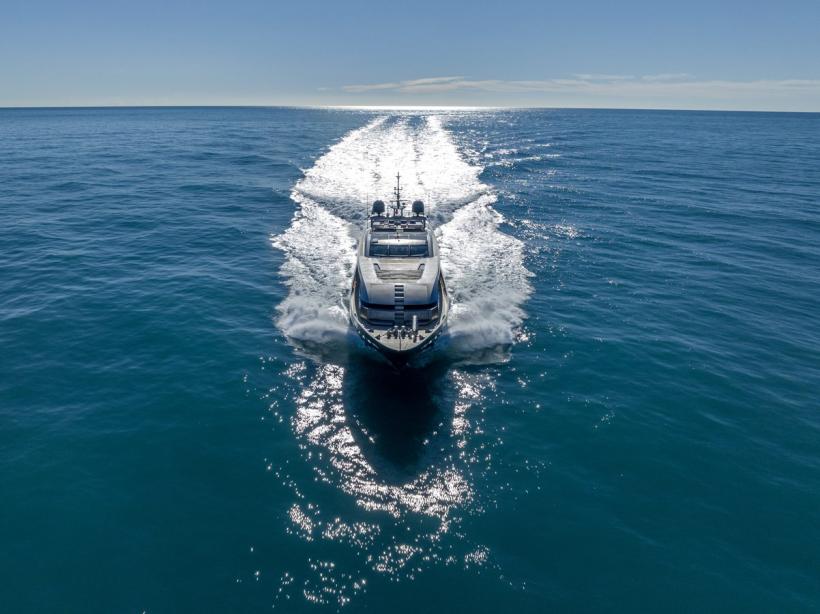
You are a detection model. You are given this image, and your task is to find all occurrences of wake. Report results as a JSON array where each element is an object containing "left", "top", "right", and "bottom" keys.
[{"left": 271, "top": 114, "right": 531, "bottom": 363}]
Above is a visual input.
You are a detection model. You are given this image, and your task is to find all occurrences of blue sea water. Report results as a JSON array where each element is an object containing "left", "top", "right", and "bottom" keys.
[{"left": 1, "top": 107, "right": 819, "bottom": 613}]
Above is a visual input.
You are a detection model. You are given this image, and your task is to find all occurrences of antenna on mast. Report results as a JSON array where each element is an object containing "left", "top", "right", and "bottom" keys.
[{"left": 391, "top": 172, "right": 405, "bottom": 216}]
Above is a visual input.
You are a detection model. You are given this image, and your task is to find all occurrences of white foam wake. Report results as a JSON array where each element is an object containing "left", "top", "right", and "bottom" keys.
[
  {"left": 271, "top": 114, "right": 531, "bottom": 361},
  {"left": 439, "top": 195, "right": 532, "bottom": 358}
]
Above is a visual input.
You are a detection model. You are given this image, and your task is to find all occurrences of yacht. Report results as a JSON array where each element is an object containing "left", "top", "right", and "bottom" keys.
[{"left": 349, "top": 174, "right": 449, "bottom": 364}]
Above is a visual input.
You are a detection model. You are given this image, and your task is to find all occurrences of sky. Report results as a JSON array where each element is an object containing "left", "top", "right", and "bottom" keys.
[{"left": 2, "top": 0, "right": 820, "bottom": 110}]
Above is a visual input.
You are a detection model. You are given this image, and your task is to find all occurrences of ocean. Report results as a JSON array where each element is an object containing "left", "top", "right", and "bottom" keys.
[{"left": 1, "top": 107, "right": 819, "bottom": 612}]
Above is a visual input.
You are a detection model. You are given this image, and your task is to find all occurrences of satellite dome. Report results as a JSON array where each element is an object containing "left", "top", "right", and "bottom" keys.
[
  {"left": 372, "top": 200, "right": 385, "bottom": 215},
  {"left": 412, "top": 200, "right": 425, "bottom": 215}
]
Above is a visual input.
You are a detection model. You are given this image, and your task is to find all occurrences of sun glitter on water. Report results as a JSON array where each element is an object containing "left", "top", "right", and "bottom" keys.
[{"left": 268, "top": 113, "right": 532, "bottom": 606}]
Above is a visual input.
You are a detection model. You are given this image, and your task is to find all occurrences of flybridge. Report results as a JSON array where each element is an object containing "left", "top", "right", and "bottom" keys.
[
  {"left": 370, "top": 217, "right": 426, "bottom": 232},
  {"left": 368, "top": 173, "right": 427, "bottom": 231}
]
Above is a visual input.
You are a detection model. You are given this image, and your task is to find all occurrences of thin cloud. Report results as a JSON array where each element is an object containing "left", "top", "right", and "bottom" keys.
[
  {"left": 339, "top": 74, "right": 820, "bottom": 101},
  {"left": 573, "top": 73, "right": 636, "bottom": 81},
  {"left": 641, "top": 73, "right": 694, "bottom": 81},
  {"left": 343, "top": 76, "right": 466, "bottom": 93}
]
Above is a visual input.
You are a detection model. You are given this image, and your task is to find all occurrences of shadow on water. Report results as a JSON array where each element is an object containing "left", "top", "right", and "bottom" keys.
[{"left": 341, "top": 353, "right": 452, "bottom": 483}]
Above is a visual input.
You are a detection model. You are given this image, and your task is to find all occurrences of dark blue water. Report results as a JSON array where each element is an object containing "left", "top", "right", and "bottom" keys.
[{"left": 1, "top": 107, "right": 819, "bottom": 612}]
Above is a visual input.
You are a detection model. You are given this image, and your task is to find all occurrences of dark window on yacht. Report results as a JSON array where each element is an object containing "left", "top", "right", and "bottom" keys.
[
  {"left": 360, "top": 300, "right": 437, "bottom": 310},
  {"left": 369, "top": 243, "right": 389, "bottom": 256},
  {"left": 368, "top": 242, "right": 429, "bottom": 257}
]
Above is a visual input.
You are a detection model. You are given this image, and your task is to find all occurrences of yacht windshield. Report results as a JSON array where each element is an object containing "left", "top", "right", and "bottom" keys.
[{"left": 369, "top": 241, "right": 428, "bottom": 257}]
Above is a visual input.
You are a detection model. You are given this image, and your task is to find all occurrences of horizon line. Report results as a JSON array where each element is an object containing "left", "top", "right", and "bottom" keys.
[{"left": 1, "top": 104, "right": 819, "bottom": 114}]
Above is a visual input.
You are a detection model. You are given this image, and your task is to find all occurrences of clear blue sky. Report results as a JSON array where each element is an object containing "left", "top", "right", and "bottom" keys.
[{"left": 3, "top": 0, "right": 820, "bottom": 110}]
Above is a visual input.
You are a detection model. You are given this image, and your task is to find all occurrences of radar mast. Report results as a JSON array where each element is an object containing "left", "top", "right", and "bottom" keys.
[{"left": 391, "top": 172, "right": 406, "bottom": 216}]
